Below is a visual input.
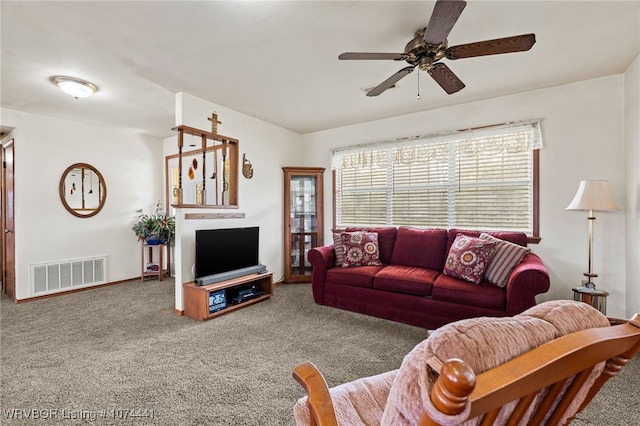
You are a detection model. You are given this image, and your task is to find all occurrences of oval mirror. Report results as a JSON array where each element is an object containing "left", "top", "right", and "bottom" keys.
[{"left": 59, "top": 163, "right": 107, "bottom": 218}]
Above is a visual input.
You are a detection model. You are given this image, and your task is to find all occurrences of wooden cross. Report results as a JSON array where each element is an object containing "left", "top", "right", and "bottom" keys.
[{"left": 208, "top": 112, "right": 222, "bottom": 134}]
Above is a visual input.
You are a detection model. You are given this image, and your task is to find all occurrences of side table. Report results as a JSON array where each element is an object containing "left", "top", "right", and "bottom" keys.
[
  {"left": 572, "top": 286, "right": 608, "bottom": 314},
  {"left": 141, "top": 242, "right": 170, "bottom": 282}
]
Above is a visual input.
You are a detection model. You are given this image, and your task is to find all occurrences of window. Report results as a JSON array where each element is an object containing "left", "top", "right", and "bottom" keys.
[{"left": 332, "top": 121, "right": 542, "bottom": 239}]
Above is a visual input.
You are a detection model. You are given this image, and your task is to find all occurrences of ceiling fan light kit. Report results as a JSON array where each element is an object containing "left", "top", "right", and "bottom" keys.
[
  {"left": 50, "top": 76, "right": 98, "bottom": 99},
  {"left": 339, "top": 0, "right": 536, "bottom": 97}
]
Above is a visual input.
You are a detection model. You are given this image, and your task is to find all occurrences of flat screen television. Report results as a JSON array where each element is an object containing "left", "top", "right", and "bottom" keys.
[{"left": 195, "top": 226, "right": 260, "bottom": 280}]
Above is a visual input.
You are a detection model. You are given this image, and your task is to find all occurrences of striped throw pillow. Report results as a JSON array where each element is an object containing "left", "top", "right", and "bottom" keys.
[
  {"left": 333, "top": 233, "right": 345, "bottom": 266},
  {"left": 480, "top": 233, "right": 530, "bottom": 287}
]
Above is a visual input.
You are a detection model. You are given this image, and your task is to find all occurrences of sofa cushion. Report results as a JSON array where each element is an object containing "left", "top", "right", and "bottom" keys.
[
  {"left": 380, "top": 300, "right": 611, "bottom": 426},
  {"left": 432, "top": 273, "right": 505, "bottom": 310},
  {"left": 346, "top": 227, "right": 397, "bottom": 264},
  {"left": 443, "top": 234, "right": 497, "bottom": 284},
  {"left": 373, "top": 265, "right": 438, "bottom": 296},
  {"left": 341, "top": 231, "right": 382, "bottom": 267},
  {"left": 447, "top": 228, "right": 528, "bottom": 251},
  {"left": 390, "top": 227, "right": 448, "bottom": 270},
  {"left": 480, "top": 232, "right": 531, "bottom": 287},
  {"left": 326, "top": 265, "right": 385, "bottom": 288}
]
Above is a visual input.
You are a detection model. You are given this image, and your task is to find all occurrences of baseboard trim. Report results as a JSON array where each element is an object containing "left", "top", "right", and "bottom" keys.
[{"left": 14, "top": 277, "right": 140, "bottom": 303}]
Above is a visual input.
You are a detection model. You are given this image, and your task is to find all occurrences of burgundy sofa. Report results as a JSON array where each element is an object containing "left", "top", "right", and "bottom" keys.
[{"left": 308, "top": 226, "right": 550, "bottom": 329}]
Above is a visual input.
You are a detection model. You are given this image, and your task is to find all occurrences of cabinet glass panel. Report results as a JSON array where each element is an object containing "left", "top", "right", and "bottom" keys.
[
  {"left": 290, "top": 176, "right": 317, "bottom": 275},
  {"left": 290, "top": 233, "right": 317, "bottom": 270},
  {"left": 290, "top": 176, "right": 317, "bottom": 233}
]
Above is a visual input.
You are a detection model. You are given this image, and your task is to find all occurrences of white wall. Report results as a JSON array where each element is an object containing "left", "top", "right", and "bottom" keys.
[
  {"left": 625, "top": 54, "right": 640, "bottom": 318},
  {"left": 1, "top": 108, "right": 164, "bottom": 300},
  {"left": 301, "top": 76, "right": 628, "bottom": 318},
  {"left": 165, "top": 93, "right": 301, "bottom": 311}
]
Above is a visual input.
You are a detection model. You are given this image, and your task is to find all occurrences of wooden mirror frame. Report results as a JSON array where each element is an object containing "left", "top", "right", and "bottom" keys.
[{"left": 59, "top": 163, "right": 107, "bottom": 218}]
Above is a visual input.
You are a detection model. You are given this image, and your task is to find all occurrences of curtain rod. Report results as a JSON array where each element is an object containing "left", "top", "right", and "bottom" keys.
[{"left": 331, "top": 118, "right": 542, "bottom": 154}]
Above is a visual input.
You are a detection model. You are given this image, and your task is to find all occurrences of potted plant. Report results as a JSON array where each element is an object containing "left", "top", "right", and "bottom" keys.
[{"left": 132, "top": 203, "right": 175, "bottom": 245}]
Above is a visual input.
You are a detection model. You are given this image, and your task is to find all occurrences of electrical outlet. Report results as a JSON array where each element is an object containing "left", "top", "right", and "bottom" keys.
[{"left": 581, "top": 279, "right": 588, "bottom": 286}]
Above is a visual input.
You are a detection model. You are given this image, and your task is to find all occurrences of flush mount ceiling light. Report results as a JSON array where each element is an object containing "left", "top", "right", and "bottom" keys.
[{"left": 50, "top": 76, "right": 98, "bottom": 99}]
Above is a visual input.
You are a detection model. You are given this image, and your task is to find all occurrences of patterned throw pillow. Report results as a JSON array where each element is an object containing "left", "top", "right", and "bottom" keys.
[
  {"left": 341, "top": 231, "right": 381, "bottom": 267},
  {"left": 333, "top": 233, "right": 345, "bottom": 266},
  {"left": 444, "top": 234, "right": 497, "bottom": 284},
  {"left": 480, "top": 233, "right": 531, "bottom": 287}
]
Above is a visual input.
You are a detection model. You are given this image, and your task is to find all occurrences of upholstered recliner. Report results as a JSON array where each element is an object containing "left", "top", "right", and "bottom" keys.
[{"left": 293, "top": 300, "right": 640, "bottom": 426}]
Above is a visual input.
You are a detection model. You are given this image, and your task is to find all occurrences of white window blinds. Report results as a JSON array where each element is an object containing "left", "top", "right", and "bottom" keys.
[{"left": 332, "top": 121, "right": 542, "bottom": 234}]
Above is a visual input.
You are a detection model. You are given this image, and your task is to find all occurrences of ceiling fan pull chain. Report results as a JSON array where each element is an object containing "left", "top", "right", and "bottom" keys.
[{"left": 416, "top": 68, "right": 421, "bottom": 100}]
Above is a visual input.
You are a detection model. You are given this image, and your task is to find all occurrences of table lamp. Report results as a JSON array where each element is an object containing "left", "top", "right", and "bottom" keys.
[{"left": 566, "top": 180, "right": 619, "bottom": 288}]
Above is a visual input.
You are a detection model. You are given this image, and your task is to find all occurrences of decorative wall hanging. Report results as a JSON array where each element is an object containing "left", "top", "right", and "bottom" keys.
[
  {"left": 167, "top": 113, "right": 239, "bottom": 210},
  {"left": 208, "top": 112, "right": 222, "bottom": 134},
  {"left": 196, "top": 183, "right": 203, "bottom": 205},
  {"left": 171, "top": 168, "right": 179, "bottom": 204},
  {"left": 242, "top": 154, "right": 254, "bottom": 179}
]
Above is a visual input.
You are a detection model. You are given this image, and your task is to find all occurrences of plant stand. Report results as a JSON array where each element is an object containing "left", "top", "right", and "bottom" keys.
[{"left": 141, "top": 242, "right": 170, "bottom": 282}]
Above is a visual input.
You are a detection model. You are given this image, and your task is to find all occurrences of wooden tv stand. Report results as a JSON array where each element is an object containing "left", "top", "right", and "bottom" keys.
[{"left": 182, "top": 272, "right": 273, "bottom": 321}]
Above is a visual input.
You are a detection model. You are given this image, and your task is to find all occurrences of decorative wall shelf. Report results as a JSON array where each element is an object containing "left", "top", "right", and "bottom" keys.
[
  {"left": 166, "top": 122, "right": 239, "bottom": 210},
  {"left": 185, "top": 212, "right": 246, "bottom": 220}
]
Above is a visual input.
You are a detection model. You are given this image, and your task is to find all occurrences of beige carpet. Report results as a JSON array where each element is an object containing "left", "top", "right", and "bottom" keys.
[{"left": 0, "top": 279, "right": 637, "bottom": 425}]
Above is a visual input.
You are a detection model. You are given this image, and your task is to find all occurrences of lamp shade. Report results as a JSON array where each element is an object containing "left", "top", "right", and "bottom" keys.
[{"left": 566, "top": 180, "right": 619, "bottom": 212}]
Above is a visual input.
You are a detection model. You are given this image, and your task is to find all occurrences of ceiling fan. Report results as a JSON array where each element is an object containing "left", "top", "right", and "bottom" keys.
[{"left": 339, "top": 0, "right": 536, "bottom": 96}]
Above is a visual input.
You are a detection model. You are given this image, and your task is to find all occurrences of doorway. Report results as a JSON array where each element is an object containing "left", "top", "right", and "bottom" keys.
[{"left": 1, "top": 131, "right": 16, "bottom": 301}]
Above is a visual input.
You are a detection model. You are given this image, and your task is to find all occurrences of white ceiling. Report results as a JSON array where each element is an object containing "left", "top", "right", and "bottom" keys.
[{"left": 1, "top": 1, "right": 639, "bottom": 139}]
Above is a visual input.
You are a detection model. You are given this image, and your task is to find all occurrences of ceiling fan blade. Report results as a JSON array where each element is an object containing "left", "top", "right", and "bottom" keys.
[
  {"left": 445, "top": 33, "right": 536, "bottom": 60},
  {"left": 422, "top": 0, "right": 467, "bottom": 45},
  {"left": 339, "top": 52, "right": 406, "bottom": 60},
  {"left": 429, "top": 63, "right": 465, "bottom": 94},
  {"left": 367, "top": 66, "right": 415, "bottom": 97}
]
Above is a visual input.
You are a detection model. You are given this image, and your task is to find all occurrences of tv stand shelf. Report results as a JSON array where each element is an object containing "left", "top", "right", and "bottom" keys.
[{"left": 183, "top": 272, "right": 273, "bottom": 321}]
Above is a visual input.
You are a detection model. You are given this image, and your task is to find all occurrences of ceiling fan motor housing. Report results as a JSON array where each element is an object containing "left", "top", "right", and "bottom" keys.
[{"left": 405, "top": 28, "right": 447, "bottom": 71}]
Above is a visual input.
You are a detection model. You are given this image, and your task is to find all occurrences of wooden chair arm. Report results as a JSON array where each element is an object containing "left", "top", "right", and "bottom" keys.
[{"left": 293, "top": 362, "right": 339, "bottom": 426}]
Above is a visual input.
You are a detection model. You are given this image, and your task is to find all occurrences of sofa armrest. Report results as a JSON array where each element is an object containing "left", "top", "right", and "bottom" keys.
[
  {"left": 505, "top": 253, "right": 550, "bottom": 316},
  {"left": 308, "top": 245, "right": 336, "bottom": 305}
]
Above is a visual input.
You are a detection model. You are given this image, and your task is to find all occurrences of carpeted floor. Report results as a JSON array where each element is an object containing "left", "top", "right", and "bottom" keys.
[{"left": 0, "top": 279, "right": 637, "bottom": 425}]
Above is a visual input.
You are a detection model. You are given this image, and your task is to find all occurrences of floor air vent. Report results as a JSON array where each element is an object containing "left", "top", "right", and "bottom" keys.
[{"left": 31, "top": 256, "right": 107, "bottom": 296}]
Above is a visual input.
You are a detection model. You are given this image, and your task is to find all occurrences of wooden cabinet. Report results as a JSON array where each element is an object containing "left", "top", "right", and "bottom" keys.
[
  {"left": 283, "top": 167, "right": 324, "bottom": 283},
  {"left": 183, "top": 272, "right": 273, "bottom": 321}
]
